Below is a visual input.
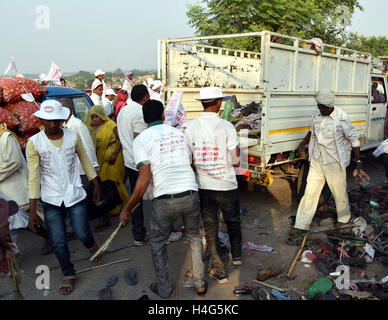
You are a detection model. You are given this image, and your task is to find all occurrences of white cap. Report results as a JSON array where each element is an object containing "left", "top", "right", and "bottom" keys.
[
  {"left": 34, "top": 100, "right": 70, "bottom": 120},
  {"left": 39, "top": 73, "right": 47, "bottom": 82},
  {"left": 94, "top": 69, "right": 105, "bottom": 77},
  {"left": 315, "top": 90, "right": 335, "bottom": 107},
  {"left": 91, "top": 79, "right": 103, "bottom": 90},
  {"left": 151, "top": 80, "right": 163, "bottom": 90},
  {"left": 196, "top": 86, "right": 230, "bottom": 101},
  {"left": 105, "top": 88, "right": 116, "bottom": 96}
]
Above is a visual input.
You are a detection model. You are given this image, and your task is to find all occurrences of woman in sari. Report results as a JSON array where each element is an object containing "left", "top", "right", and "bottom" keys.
[
  {"left": 113, "top": 89, "right": 128, "bottom": 122},
  {"left": 84, "top": 105, "right": 129, "bottom": 215}
]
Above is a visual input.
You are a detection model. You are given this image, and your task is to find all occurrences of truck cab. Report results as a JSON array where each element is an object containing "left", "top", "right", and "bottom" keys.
[{"left": 41, "top": 86, "right": 93, "bottom": 121}]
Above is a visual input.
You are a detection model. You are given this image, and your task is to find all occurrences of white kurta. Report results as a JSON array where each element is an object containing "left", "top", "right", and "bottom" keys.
[
  {"left": 64, "top": 115, "right": 100, "bottom": 175},
  {"left": 0, "top": 132, "right": 29, "bottom": 207},
  {"left": 90, "top": 93, "right": 103, "bottom": 106}
]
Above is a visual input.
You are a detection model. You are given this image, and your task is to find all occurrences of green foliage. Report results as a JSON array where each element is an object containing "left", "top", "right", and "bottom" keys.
[
  {"left": 346, "top": 33, "right": 388, "bottom": 57},
  {"left": 186, "top": 0, "right": 363, "bottom": 50},
  {"left": 64, "top": 69, "right": 157, "bottom": 90}
]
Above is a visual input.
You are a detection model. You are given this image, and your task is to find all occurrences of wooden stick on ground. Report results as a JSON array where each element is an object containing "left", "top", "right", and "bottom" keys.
[
  {"left": 76, "top": 258, "right": 131, "bottom": 275},
  {"left": 252, "top": 280, "right": 288, "bottom": 292},
  {"left": 287, "top": 234, "right": 307, "bottom": 279}
]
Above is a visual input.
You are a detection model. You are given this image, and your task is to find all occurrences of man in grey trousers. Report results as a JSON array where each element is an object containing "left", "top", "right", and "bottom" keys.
[{"left": 120, "top": 99, "right": 207, "bottom": 298}]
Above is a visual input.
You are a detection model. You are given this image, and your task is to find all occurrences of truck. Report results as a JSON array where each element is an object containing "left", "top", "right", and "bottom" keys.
[{"left": 157, "top": 31, "right": 388, "bottom": 195}]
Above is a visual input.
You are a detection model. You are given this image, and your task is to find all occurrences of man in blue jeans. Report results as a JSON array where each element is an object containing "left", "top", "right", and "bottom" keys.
[
  {"left": 120, "top": 100, "right": 207, "bottom": 298},
  {"left": 26, "top": 100, "right": 101, "bottom": 295}
]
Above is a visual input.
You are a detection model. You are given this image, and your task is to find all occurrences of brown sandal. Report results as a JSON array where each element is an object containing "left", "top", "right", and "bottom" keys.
[{"left": 59, "top": 276, "right": 76, "bottom": 295}]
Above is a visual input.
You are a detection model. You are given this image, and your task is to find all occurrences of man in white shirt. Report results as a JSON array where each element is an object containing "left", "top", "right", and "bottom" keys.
[
  {"left": 120, "top": 100, "right": 207, "bottom": 298},
  {"left": 102, "top": 89, "right": 116, "bottom": 118},
  {"left": 0, "top": 125, "right": 51, "bottom": 255},
  {"left": 185, "top": 87, "right": 242, "bottom": 284},
  {"left": 291, "top": 90, "right": 364, "bottom": 235},
  {"left": 117, "top": 85, "right": 149, "bottom": 246},
  {"left": 92, "top": 69, "right": 106, "bottom": 96},
  {"left": 122, "top": 70, "right": 134, "bottom": 97},
  {"left": 90, "top": 83, "right": 104, "bottom": 106}
]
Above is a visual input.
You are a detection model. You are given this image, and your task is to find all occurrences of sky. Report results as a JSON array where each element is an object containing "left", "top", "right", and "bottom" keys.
[{"left": 0, "top": 0, "right": 386, "bottom": 75}]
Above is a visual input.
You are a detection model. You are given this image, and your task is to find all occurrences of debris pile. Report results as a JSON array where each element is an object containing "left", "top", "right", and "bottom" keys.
[{"left": 230, "top": 99, "right": 262, "bottom": 134}]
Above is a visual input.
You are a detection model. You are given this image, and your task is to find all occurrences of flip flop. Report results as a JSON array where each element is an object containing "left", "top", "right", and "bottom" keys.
[
  {"left": 106, "top": 274, "right": 119, "bottom": 287},
  {"left": 99, "top": 287, "right": 113, "bottom": 300},
  {"left": 271, "top": 290, "right": 290, "bottom": 300},
  {"left": 124, "top": 268, "right": 137, "bottom": 286}
]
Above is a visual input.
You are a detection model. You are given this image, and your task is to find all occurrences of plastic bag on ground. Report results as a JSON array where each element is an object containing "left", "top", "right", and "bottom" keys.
[
  {"left": 242, "top": 241, "right": 273, "bottom": 252},
  {"left": 308, "top": 278, "right": 333, "bottom": 299}
]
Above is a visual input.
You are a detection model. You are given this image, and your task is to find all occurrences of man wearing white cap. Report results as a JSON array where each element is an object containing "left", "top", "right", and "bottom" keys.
[
  {"left": 150, "top": 80, "right": 163, "bottom": 102},
  {"left": 90, "top": 82, "right": 104, "bottom": 106},
  {"left": 26, "top": 100, "right": 101, "bottom": 295},
  {"left": 185, "top": 87, "right": 242, "bottom": 284},
  {"left": 92, "top": 69, "right": 106, "bottom": 97},
  {"left": 102, "top": 88, "right": 116, "bottom": 118},
  {"left": 122, "top": 70, "right": 134, "bottom": 96},
  {"left": 290, "top": 90, "right": 364, "bottom": 235}
]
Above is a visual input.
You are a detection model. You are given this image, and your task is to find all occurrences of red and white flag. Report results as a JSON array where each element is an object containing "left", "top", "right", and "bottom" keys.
[{"left": 4, "top": 56, "right": 17, "bottom": 75}]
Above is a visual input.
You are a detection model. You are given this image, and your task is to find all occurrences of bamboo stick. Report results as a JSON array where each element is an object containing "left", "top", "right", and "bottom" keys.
[
  {"left": 76, "top": 258, "right": 131, "bottom": 275},
  {"left": 89, "top": 203, "right": 140, "bottom": 261},
  {"left": 252, "top": 280, "right": 288, "bottom": 292},
  {"left": 287, "top": 234, "right": 307, "bottom": 279}
]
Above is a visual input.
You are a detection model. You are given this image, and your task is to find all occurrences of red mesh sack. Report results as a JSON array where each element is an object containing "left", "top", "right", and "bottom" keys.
[
  {"left": 5, "top": 101, "right": 41, "bottom": 134},
  {"left": 0, "top": 107, "right": 20, "bottom": 130},
  {"left": 0, "top": 77, "right": 47, "bottom": 104}
]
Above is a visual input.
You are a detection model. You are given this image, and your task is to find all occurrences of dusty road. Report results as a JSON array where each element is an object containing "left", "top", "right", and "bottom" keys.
[{"left": 1, "top": 155, "right": 387, "bottom": 300}]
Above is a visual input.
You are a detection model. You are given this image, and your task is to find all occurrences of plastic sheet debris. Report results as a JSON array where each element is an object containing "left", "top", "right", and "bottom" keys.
[
  {"left": 242, "top": 242, "right": 273, "bottom": 252},
  {"left": 218, "top": 231, "right": 231, "bottom": 249},
  {"left": 301, "top": 250, "right": 313, "bottom": 263},
  {"left": 241, "top": 218, "right": 259, "bottom": 229},
  {"left": 271, "top": 290, "right": 290, "bottom": 300},
  {"left": 352, "top": 217, "right": 367, "bottom": 237},
  {"left": 363, "top": 243, "right": 375, "bottom": 263},
  {"left": 308, "top": 278, "right": 333, "bottom": 299}
]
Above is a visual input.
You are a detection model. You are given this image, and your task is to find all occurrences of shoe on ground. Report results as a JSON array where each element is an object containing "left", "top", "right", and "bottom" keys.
[
  {"left": 232, "top": 257, "right": 242, "bottom": 266},
  {"left": 208, "top": 267, "right": 228, "bottom": 284},
  {"left": 133, "top": 233, "right": 150, "bottom": 247},
  {"left": 166, "top": 231, "right": 183, "bottom": 245}
]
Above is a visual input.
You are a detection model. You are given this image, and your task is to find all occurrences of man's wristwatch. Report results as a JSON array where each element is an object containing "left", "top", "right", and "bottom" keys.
[{"left": 356, "top": 160, "right": 363, "bottom": 165}]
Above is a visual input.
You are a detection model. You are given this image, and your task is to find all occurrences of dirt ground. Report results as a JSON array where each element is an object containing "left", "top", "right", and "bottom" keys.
[{"left": 0, "top": 155, "right": 387, "bottom": 300}]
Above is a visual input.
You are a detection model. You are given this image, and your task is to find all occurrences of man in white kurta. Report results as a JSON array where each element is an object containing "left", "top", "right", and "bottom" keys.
[{"left": 292, "top": 90, "right": 363, "bottom": 232}]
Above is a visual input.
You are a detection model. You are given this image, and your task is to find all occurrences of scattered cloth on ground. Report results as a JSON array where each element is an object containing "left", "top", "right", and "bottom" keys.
[{"left": 242, "top": 242, "right": 273, "bottom": 252}]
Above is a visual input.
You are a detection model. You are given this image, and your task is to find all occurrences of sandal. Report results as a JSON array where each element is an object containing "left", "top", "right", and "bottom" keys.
[
  {"left": 196, "top": 280, "right": 208, "bottom": 296},
  {"left": 59, "top": 276, "right": 76, "bottom": 295}
]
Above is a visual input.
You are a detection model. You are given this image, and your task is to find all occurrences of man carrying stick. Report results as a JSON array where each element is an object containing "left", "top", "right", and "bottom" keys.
[{"left": 120, "top": 100, "right": 207, "bottom": 298}]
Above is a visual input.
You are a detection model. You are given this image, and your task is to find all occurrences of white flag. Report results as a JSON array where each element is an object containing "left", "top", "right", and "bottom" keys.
[
  {"left": 4, "top": 56, "right": 17, "bottom": 75},
  {"left": 46, "top": 61, "right": 62, "bottom": 84}
]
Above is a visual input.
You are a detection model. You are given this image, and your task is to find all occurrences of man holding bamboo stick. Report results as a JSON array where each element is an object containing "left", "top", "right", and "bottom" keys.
[{"left": 120, "top": 100, "right": 207, "bottom": 298}]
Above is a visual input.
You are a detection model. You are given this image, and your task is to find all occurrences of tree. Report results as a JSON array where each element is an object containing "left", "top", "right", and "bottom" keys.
[
  {"left": 346, "top": 33, "right": 388, "bottom": 57},
  {"left": 186, "top": 0, "right": 363, "bottom": 51}
]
